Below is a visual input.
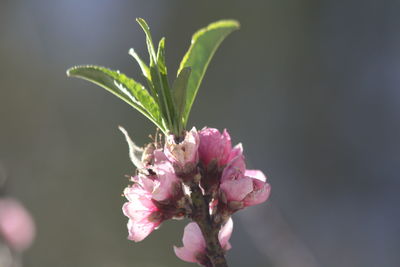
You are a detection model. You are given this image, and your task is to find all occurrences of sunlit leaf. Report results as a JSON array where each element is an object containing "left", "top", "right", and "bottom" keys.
[
  {"left": 178, "top": 20, "right": 240, "bottom": 124},
  {"left": 157, "top": 37, "right": 167, "bottom": 75},
  {"left": 129, "top": 48, "right": 150, "bottom": 79},
  {"left": 66, "top": 65, "right": 166, "bottom": 133},
  {"left": 136, "top": 18, "right": 157, "bottom": 66},
  {"left": 172, "top": 67, "right": 191, "bottom": 133},
  {"left": 137, "top": 18, "right": 177, "bottom": 134}
]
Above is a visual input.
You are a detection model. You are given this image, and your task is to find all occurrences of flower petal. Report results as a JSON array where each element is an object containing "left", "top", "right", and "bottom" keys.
[
  {"left": 174, "top": 222, "right": 206, "bottom": 264},
  {"left": 132, "top": 174, "right": 155, "bottom": 193},
  {"left": 122, "top": 185, "right": 161, "bottom": 242},
  {"left": 122, "top": 202, "right": 153, "bottom": 222},
  {"left": 123, "top": 186, "right": 155, "bottom": 210},
  {"left": 218, "top": 217, "right": 233, "bottom": 249},
  {"left": 220, "top": 177, "right": 253, "bottom": 201},
  {"left": 182, "top": 222, "right": 206, "bottom": 252},
  {"left": 173, "top": 246, "right": 198, "bottom": 263},
  {"left": 198, "top": 128, "right": 232, "bottom": 166},
  {"left": 153, "top": 149, "right": 168, "bottom": 163},
  {"left": 227, "top": 143, "right": 243, "bottom": 162},
  {"left": 220, "top": 129, "right": 232, "bottom": 165},
  {"left": 174, "top": 219, "right": 233, "bottom": 264},
  {"left": 221, "top": 155, "right": 246, "bottom": 182},
  {"left": 126, "top": 218, "right": 159, "bottom": 242},
  {"left": 153, "top": 161, "right": 180, "bottom": 201},
  {"left": 244, "top": 183, "right": 271, "bottom": 207},
  {"left": 245, "top": 169, "right": 267, "bottom": 183}
]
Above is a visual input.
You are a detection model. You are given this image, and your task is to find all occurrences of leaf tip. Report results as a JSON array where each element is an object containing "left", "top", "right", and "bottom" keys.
[
  {"left": 136, "top": 17, "right": 149, "bottom": 30},
  {"left": 205, "top": 20, "right": 240, "bottom": 35},
  {"left": 229, "top": 19, "right": 241, "bottom": 29},
  {"left": 211, "top": 19, "right": 240, "bottom": 29},
  {"left": 128, "top": 48, "right": 135, "bottom": 55},
  {"left": 66, "top": 65, "right": 94, "bottom": 78},
  {"left": 66, "top": 66, "right": 79, "bottom": 77}
]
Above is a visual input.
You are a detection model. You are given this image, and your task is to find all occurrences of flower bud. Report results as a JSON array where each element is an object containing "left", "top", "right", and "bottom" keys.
[
  {"left": 220, "top": 153, "right": 271, "bottom": 212},
  {"left": 198, "top": 128, "right": 232, "bottom": 167},
  {"left": 242, "top": 170, "right": 271, "bottom": 207}
]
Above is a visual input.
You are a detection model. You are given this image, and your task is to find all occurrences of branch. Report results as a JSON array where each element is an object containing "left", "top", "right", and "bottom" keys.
[{"left": 189, "top": 181, "right": 228, "bottom": 267}]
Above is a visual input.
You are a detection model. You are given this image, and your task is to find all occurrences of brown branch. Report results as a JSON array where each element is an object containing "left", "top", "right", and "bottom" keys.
[{"left": 189, "top": 182, "right": 228, "bottom": 267}]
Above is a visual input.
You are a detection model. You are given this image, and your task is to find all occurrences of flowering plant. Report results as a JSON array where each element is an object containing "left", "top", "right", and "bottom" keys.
[{"left": 67, "top": 19, "right": 270, "bottom": 267}]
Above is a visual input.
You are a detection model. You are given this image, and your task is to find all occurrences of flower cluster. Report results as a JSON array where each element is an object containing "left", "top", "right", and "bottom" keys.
[{"left": 122, "top": 127, "right": 271, "bottom": 264}]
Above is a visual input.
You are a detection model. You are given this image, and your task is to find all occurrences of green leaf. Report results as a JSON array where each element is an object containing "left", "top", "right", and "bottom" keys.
[
  {"left": 136, "top": 18, "right": 157, "bottom": 66},
  {"left": 172, "top": 67, "right": 191, "bottom": 133},
  {"left": 178, "top": 20, "right": 240, "bottom": 125},
  {"left": 155, "top": 38, "right": 176, "bottom": 131},
  {"left": 150, "top": 66, "right": 174, "bottom": 131},
  {"left": 66, "top": 65, "right": 167, "bottom": 134},
  {"left": 129, "top": 48, "right": 150, "bottom": 79},
  {"left": 157, "top": 37, "right": 167, "bottom": 75},
  {"left": 136, "top": 18, "right": 177, "bottom": 135}
]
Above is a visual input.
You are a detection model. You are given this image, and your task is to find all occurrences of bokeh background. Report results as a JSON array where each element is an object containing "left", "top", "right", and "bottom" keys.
[{"left": 1, "top": 0, "right": 400, "bottom": 266}]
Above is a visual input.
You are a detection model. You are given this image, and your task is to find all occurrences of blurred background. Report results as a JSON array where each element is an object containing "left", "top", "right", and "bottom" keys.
[{"left": 1, "top": 0, "right": 400, "bottom": 266}]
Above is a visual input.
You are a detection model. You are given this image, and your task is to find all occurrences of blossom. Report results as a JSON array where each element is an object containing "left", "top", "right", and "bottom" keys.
[
  {"left": 153, "top": 150, "right": 182, "bottom": 201},
  {"left": 0, "top": 198, "right": 35, "bottom": 252},
  {"left": 243, "top": 170, "right": 271, "bottom": 207},
  {"left": 220, "top": 149, "right": 271, "bottom": 211},
  {"left": 198, "top": 128, "right": 232, "bottom": 167},
  {"left": 164, "top": 127, "right": 199, "bottom": 169},
  {"left": 122, "top": 184, "right": 162, "bottom": 242},
  {"left": 220, "top": 148, "right": 246, "bottom": 183},
  {"left": 123, "top": 153, "right": 184, "bottom": 242},
  {"left": 174, "top": 218, "right": 233, "bottom": 264},
  {"left": 122, "top": 126, "right": 271, "bottom": 249}
]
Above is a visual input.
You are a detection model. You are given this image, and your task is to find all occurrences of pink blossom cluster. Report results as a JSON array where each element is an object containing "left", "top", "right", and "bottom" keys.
[{"left": 122, "top": 127, "right": 271, "bottom": 264}]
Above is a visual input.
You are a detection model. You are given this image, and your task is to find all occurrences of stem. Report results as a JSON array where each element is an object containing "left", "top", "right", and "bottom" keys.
[{"left": 189, "top": 182, "right": 228, "bottom": 267}]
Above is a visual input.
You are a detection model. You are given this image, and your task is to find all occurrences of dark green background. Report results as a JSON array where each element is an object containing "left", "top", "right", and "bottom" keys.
[{"left": 1, "top": 0, "right": 399, "bottom": 266}]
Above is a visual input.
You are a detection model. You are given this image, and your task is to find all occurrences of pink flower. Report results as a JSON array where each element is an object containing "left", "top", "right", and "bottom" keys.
[
  {"left": 164, "top": 127, "right": 199, "bottom": 168},
  {"left": 220, "top": 150, "right": 246, "bottom": 184},
  {"left": 243, "top": 170, "right": 271, "bottom": 207},
  {"left": 220, "top": 153, "right": 271, "bottom": 210},
  {"left": 198, "top": 128, "right": 232, "bottom": 167},
  {"left": 153, "top": 163, "right": 180, "bottom": 202},
  {"left": 174, "top": 218, "right": 233, "bottom": 264},
  {"left": 123, "top": 155, "right": 183, "bottom": 242},
  {"left": 153, "top": 150, "right": 182, "bottom": 201},
  {"left": 226, "top": 143, "right": 243, "bottom": 163},
  {"left": 122, "top": 184, "right": 162, "bottom": 242},
  {"left": 0, "top": 198, "right": 35, "bottom": 252}
]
